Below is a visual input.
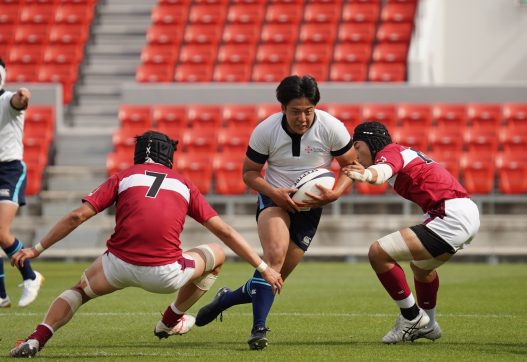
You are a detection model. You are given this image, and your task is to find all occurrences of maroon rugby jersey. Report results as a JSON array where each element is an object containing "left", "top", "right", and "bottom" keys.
[
  {"left": 82, "top": 163, "right": 217, "bottom": 266},
  {"left": 376, "top": 144, "right": 468, "bottom": 213}
]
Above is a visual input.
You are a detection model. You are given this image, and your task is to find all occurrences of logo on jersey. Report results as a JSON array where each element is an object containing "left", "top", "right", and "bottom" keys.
[
  {"left": 304, "top": 145, "right": 325, "bottom": 154},
  {"left": 378, "top": 156, "right": 387, "bottom": 163}
]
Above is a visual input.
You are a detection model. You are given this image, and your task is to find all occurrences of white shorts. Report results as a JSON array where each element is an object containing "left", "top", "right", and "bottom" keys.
[
  {"left": 424, "top": 198, "right": 480, "bottom": 252},
  {"left": 101, "top": 252, "right": 196, "bottom": 294}
]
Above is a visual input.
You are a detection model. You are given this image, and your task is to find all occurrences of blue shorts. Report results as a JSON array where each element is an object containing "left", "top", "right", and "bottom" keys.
[
  {"left": 0, "top": 160, "right": 26, "bottom": 206},
  {"left": 256, "top": 194, "right": 322, "bottom": 252}
]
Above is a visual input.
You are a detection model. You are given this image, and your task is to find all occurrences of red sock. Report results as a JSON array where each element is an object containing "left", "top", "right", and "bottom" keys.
[
  {"left": 28, "top": 324, "right": 53, "bottom": 349},
  {"left": 414, "top": 275, "right": 439, "bottom": 309},
  {"left": 376, "top": 263, "right": 411, "bottom": 301},
  {"left": 162, "top": 305, "right": 183, "bottom": 328}
]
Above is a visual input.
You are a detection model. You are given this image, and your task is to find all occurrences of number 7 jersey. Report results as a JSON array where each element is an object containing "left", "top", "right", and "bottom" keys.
[{"left": 82, "top": 163, "right": 217, "bottom": 266}]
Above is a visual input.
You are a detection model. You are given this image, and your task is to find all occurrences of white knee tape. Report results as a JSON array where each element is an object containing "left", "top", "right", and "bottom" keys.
[
  {"left": 193, "top": 273, "right": 218, "bottom": 291},
  {"left": 195, "top": 245, "right": 216, "bottom": 272},
  {"left": 81, "top": 272, "right": 99, "bottom": 299},
  {"left": 411, "top": 258, "right": 446, "bottom": 271},
  {"left": 59, "top": 289, "right": 82, "bottom": 312},
  {"left": 378, "top": 231, "right": 413, "bottom": 261}
]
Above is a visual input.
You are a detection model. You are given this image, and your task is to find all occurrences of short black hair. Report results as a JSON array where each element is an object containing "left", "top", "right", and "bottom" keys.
[
  {"left": 353, "top": 121, "right": 392, "bottom": 159},
  {"left": 0, "top": 58, "right": 5, "bottom": 69},
  {"left": 276, "top": 75, "right": 320, "bottom": 107}
]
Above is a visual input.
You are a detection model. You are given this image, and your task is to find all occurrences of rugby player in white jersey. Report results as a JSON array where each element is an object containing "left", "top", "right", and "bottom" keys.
[
  {"left": 344, "top": 121, "right": 480, "bottom": 343},
  {"left": 0, "top": 58, "right": 44, "bottom": 308},
  {"left": 196, "top": 75, "right": 356, "bottom": 350},
  {"left": 9, "top": 130, "right": 282, "bottom": 358}
]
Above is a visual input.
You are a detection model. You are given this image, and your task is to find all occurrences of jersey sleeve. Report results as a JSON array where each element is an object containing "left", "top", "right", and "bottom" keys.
[
  {"left": 82, "top": 174, "right": 119, "bottom": 213},
  {"left": 187, "top": 182, "right": 218, "bottom": 223},
  {"left": 246, "top": 120, "right": 271, "bottom": 164},
  {"left": 375, "top": 146, "right": 404, "bottom": 174},
  {"left": 325, "top": 113, "right": 353, "bottom": 156}
]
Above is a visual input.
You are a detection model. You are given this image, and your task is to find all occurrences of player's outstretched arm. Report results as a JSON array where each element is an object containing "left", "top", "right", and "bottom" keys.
[
  {"left": 204, "top": 215, "right": 283, "bottom": 293},
  {"left": 10, "top": 202, "right": 97, "bottom": 268}
]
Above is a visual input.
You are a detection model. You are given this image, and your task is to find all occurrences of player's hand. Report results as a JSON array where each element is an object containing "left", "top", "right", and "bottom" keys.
[
  {"left": 261, "top": 267, "right": 283, "bottom": 294},
  {"left": 271, "top": 187, "right": 301, "bottom": 213},
  {"left": 343, "top": 160, "right": 368, "bottom": 182},
  {"left": 10, "top": 247, "right": 40, "bottom": 268},
  {"left": 302, "top": 184, "right": 338, "bottom": 209}
]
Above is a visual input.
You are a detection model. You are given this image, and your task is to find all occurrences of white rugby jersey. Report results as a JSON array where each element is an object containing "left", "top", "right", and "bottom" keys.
[
  {"left": 0, "top": 90, "right": 25, "bottom": 162},
  {"left": 247, "top": 109, "right": 352, "bottom": 188}
]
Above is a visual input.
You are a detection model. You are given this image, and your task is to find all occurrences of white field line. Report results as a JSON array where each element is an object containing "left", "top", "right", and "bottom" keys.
[{"left": 0, "top": 312, "right": 517, "bottom": 318}]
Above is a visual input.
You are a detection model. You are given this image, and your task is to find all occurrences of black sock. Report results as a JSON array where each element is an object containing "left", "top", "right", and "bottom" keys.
[{"left": 400, "top": 304, "right": 420, "bottom": 320}]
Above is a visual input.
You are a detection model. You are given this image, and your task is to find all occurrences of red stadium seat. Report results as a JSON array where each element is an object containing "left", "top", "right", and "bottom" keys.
[
  {"left": 428, "top": 135, "right": 463, "bottom": 161},
  {"left": 54, "top": 4, "right": 94, "bottom": 25},
  {"left": 252, "top": 63, "right": 290, "bottom": 82},
  {"left": 461, "top": 159, "right": 495, "bottom": 195},
  {"left": 23, "top": 135, "right": 49, "bottom": 165},
  {"left": 497, "top": 159, "right": 527, "bottom": 194},
  {"left": 188, "top": 4, "right": 226, "bottom": 25},
  {"left": 24, "top": 106, "right": 54, "bottom": 142},
  {"left": 299, "top": 23, "right": 337, "bottom": 44},
  {"left": 151, "top": 4, "right": 190, "bottom": 26},
  {"left": 118, "top": 105, "right": 152, "bottom": 131},
  {"left": 376, "top": 22, "right": 413, "bottom": 43},
  {"left": 304, "top": 3, "right": 341, "bottom": 24},
  {"left": 372, "top": 43, "right": 409, "bottom": 63},
  {"left": 333, "top": 43, "right": 372, "bottom": 64},
  {"left": 176, "top": 155, "right": 213, "bottom": 194},
  {"left": 0, "top": 24, "right": 16, "bottom": 47},
  {"left": 393, "top": 130, "right": 428, "bottom": 153},
  {"left": 213, "top": 153, "right": 247, "bottom": 195},
  {"left": 329, "top": 63, "right": 368, "bottom": 82},
  {"left": 463, "top": 135, "right": 499, "bottom": 165},
  {"left": 187, "top": 105, "right": 223, "bottom": 130},
  {"left": 146, "top": 24, "right": 183, "bottom": 46},
  {"left": 217, "top": 127, "right": 252, "bottom": 155},
  {"left": 397, "top": 103, "right": 432, "bottom": 133},
  {"left": 466, "top": 103, "right": 502, "bottom": 140},
  {"left": 179, "top": 44, "right": 217, "bottom": 65},
  {"left": 14, "top": 25, "right": 48, "bottom": 45},
  {"left": 153, "top": 105, "right": 188, "bottom": 136},
  {"left": 355, "top": 182, "right": 389, "bottom": 195},
  {"left": 381, "top": 3, "right": 417, "bottom": 23},
  {"left": 432, "top": 104, "right": 467, "bottom": 131},
  {"left": 222, "top": 104, "right": 258, "bottom": 130},
  {"left": 112, "top": 128, "right": 140, "bottom": 156},
  {"left": 217, "top": 44, "right": 255, "bottom": 64},
  {"left": 256, "top": 103, "right": 281, "bottom": 121},
  {"left": 106, "top": 151, "right": 133, "bottom": 177},
  {"left": 174, "top": 63, "right": 213, "bottom": 82},
  {"left": 326, "top": 104, "right": 362, "bottom": 133},
  {"left": 260, "top": 23, "right": 299, "bottom": 45},
  {"left": 337, "top": 22, "right": 376, "bottom": 44},
  {"left": 20, "top": 5, "right": 54, "bottom": 25},
  {"left": 140, "top": 45, "right": 178, "bottom": 65},
  {"left": 291, "top": 62, "right": 329, "bottom": 82},
  {"left": 213, "top": 63, "right": 252, "bottom": 82},
  {"left": 5, "top": 65, "right": 38, "bottom": 82},
  {"left": 499, "top": 128, "right": 527, "bottom": 162},
  {"left": 368, "top": 63, "right": 406, "bottom": 82},
  {"left": 255, "top": 44, "right": 294, "bottom": 64},
  {"left": 342, "top": 3, "right": 380, "bottom": 23},
  {"left": 43, "top": 44, "right": 83, "bottom": 65},
  {"left": 8, "top": 45, "right": 43, "bottom": 65},
  {"left": 181, "top": 129, "right": 218, "bottom": 155},
  {"left": 295, "top": 43, "right": 333, "bottom": 64},
  {"left": 136, "top": 64, "right": 174, "bottom": 83},
  {"left": 227, "top": 3, "right": 265, "bottom": 25},
  {"left": 48, "top": 24, "right": 88, "bottom": 45},
  {"left": 0, "top": 4, "right": 19, "bottom": 26},
  {"left": 427, "top": 150, "right": 460, "bottom": 178},
  {"left": 184, "top": 24, "right": 222, "bottom": 45},
  {"left": 502, "top": 103, "right": 527, "bottom": 134},
  {"left": 265, "top": 3, "right": 303, "bottom": 24},
  {"left": 25, "top": 164, "right": 45, "bottom": 196},
  {"left": 362, "top": 104, "right": 397, "bottom": 131},
  {"left": 38, "top": 64, "right": 78, "bottom": 103},
  {"left": 222, "top": 23, "right": 260, "bottom": 45}
]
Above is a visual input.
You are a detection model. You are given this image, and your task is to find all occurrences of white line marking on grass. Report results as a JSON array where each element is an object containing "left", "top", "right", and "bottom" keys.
[{"left": 0, "top": 312, "right": 516, "bottom": 318}]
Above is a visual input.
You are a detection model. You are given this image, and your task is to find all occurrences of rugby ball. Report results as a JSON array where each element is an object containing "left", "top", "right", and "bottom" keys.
[{"left": 291, "top": 168, "right": 335, "bottom": 210}]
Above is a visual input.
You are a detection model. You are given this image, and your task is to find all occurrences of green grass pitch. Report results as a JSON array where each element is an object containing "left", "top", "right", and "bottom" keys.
[{"left": 1, "top": 261, "right": 526, "bottom": 361}]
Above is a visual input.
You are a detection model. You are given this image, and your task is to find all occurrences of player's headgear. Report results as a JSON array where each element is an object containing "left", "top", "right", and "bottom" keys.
[
  {"left": 0, "top": 58, "right": 6, "bottom": 90},
  {"left": 353, "top": 121, "right": 392, "bottom": 159},
  {"left": 134, "top": 130, "right": 178, "bottom": 168}
]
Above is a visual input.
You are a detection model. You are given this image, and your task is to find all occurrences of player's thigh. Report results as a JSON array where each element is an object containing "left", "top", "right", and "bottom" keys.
[
  {"left": 257, "top": 207, "right": 291, "bottom": 259},
  {"left": 81, "top": 255, "right": 119, "bottom": 297},
  {"left": 184, "top": 243, "right": 225, "bottom": 280}
]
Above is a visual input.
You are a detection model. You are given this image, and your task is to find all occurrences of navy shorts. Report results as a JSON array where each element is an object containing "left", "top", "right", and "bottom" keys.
[
  {"left": 0, "top": 160, "right": 27, "bottom": 206},
  {"left": 256, "top": 193, "right": 323, "bottom": 252}
]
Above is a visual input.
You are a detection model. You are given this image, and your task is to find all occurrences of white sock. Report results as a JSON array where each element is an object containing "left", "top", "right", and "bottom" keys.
[
  {"left": 170, "top": 303, "right": 184, "bottom": 316},
  {"left": 423, "top": 308, "right": 436, "bottom": 327}
]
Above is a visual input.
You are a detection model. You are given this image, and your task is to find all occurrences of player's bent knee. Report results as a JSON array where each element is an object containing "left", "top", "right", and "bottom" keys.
[
  {"left": 80, "top": 272, "right": 100, "bottom": 299},
  {"left": 194, "top": 244, "right": 223, "bottom": 272},
  {"left": 193, "top": 273, "right": 218, "bottom": 291},
  {"left": 377, "top": 231, "right": 414, "bottom": 262},
  {"left": 58, "top": 289, "right": 83, "bottom": 312}
]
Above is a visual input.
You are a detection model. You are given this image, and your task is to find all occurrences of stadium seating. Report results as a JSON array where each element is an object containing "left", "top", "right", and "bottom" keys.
[
  {"left": 176, "top": 155, "right": 213, "bottom": 194},
  {"left": 118, "top": 105, "right": 153, "bottom": 131},
  {"left": 461, "top": 158, "right": 496, "bottom": 195},
  {"left": 213, "top": 153, "right": 247, "bottom": 195},
  {"left": 497, "top": 158, "right": 527, "bottom": 194}
]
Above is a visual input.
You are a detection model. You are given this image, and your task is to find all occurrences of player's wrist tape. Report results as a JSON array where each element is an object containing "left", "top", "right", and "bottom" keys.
[
  {"left": 256, "top": 261, "right": 268, "bottom": 273},
  {"left": 349, "top": 169, "right": 373, "bottom": 182},
  {"left": 34, "top": 242, "right": 45, "bottom": 253}
]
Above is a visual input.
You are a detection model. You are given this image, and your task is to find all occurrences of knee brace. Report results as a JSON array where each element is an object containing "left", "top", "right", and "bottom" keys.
[
  {"left": 378, "top": 231, "right": 413, "bottom": 262},
  {"left": 193, "top": 273, "right": 218, "bottom": 291},
  {"left": 58, "top": 289, "right": 82, "bottom": 313},
  {"left": 194, "top": 245, "right": 216, "bottom": 272},
  {"left": 80, "top": 272, "right": 99, "bottom": 299},
  {"left": 411, "top": 258, "right": 446, "bottom": 271}
]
